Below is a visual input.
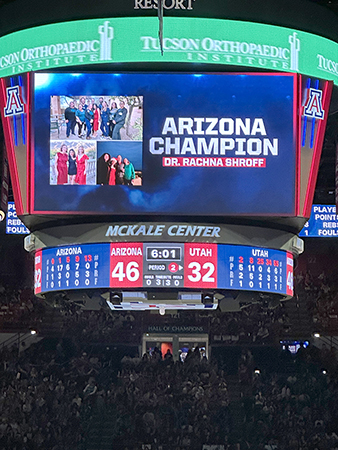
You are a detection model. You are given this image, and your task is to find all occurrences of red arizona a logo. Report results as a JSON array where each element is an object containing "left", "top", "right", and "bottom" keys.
[
  {"left": 4, "top": 85, "right": 24, "bottom": 117},
  {"left": 303, "top": 88, "right": 324, "bottom": 120}
]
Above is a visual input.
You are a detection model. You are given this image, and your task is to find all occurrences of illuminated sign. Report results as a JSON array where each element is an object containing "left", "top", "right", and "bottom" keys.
[
  {"left": 134, "top": 0, "right": 196, "bottom": 10},
  {"left": 299, "top": 205, "right": 338, "bottom": 237},
  {"left": 4, "top": 85, "right": 24, "bottom": 117},
  {"left": 105, "top": 223, "right": 221, "bottom": 238},
  {"left": 6, "top": 202, "right": 29, "bottom": 234},
  {"left": 34, "top": 242, "right": 293, "bottom": 296},
  {"left": 303, "top": 88, "right": 325, "bottom": 120},
  {"left": 32, "top": 72, "right": 297, "bottom": 216},
  {"left": 0, "top": 17, "right": 338, "bottom": 85}
]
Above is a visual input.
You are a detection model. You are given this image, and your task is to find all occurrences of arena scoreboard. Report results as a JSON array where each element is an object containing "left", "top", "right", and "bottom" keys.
[{"left": 34, "top": 242, "right": 294, "bottom": 297}]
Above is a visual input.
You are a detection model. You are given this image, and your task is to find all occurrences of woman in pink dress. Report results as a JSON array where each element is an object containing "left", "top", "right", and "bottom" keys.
[
  {"left": 108, "top": 157, "right": 117, "bottom": 185},
  {"left": 92, "top": 103, "right": 100, "bottom": 137},
  {"left": 75, "top": 146, "right": 89, "bottom": 185},
  {"left": 55, "top": 144, "right": 68, "bottom": 185}
]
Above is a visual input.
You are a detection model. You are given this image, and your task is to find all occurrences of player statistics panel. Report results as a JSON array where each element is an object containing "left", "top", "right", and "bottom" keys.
[{"left": 34, "top": 242, "right": 294, "bottom": 296}]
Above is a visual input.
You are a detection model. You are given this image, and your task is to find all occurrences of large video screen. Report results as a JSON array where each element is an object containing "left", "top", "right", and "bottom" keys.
[
  {"left": 34, "top": 242, "right": 294, "bottom": 297},
  {"left": 32, "top": 73, "right": 297, "bottom": 216}
]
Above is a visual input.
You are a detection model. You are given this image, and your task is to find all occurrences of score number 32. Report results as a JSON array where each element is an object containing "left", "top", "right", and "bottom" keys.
[{"left": 187, "top": 262, "right": 215, "bottom": 283}]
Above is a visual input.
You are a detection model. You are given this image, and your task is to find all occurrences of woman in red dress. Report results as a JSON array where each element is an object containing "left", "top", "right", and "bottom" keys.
[
  {"left": 75, "top": 146, "right": 89, "bottom": 185},
  {"left": 55, "top": 144, "right": 68, "bottom": 185},
  {"left": 108, "top": 157, "right": 117, "bottom": 185},
  {"left": 92, "top": 103, "right": 100, "bottom": 138}
]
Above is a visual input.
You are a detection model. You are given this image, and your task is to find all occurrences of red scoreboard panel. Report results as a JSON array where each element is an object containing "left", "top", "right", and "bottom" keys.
[
  {"left": 184, "top": 243, "right": 218, "bottom": 289},
  {"left": 110, "top": 242, "right": 143, "bottom": 289}
]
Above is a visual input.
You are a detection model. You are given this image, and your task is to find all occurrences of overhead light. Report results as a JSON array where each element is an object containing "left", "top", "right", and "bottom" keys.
[
  {"left": 202, "top": 293, "right": 214, "bottom": 306},
  {"left": 30, "top": 330, "right": 37, "bottom": 335},
  {"left": 313, "top": 333, "right": 321, "bottom": 338},
  {"left": 159, "top": 307, "right": 166, "bottom": 316},
  {"left": 254, "top": 369, "right": 260, "bottom": 375},
  {"left": 109, "top": 292, "right": 123, "bottom": 305}
]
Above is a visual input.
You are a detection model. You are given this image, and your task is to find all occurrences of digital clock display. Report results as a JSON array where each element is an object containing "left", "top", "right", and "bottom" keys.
[
  {"left": 35, "top": 242, "right": 293, "bottom": 296},
  {"left": 146, "top": 247, "right": 181, "bottom": 260}
]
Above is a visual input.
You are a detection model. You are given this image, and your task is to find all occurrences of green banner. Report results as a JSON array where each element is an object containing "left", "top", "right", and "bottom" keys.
[{"left": 1, "top": 17, "right": 338, "bottom": 84}]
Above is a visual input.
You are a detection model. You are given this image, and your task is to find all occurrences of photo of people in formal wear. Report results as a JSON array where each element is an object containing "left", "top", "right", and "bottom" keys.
[
  {"left": 50, "top": 95, "right": 143, "bottom": 142},
  {"left": 96, "top": 141, "right": 142, "bottom": 186},
  {"left": 50, "top": 141, "right": 97, "bottom": 185}
]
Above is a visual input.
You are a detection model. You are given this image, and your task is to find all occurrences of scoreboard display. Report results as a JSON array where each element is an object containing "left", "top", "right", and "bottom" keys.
[{"left": 34, "top": 242, "right": 294, "bottom": 297}]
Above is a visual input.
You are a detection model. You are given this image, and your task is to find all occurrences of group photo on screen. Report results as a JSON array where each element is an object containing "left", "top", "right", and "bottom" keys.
[
  {"left": 50, "top": 140, "right": 143, "bottom": 186},
  {"left": 50, "top": 141, "right": 97, "bottom": 186},
  {"left": 50, "top": 95, "right": 143, "bottom": 142},
  {"left": 49, "top": 94, "right": 143, "bottom": 186},
  {"left": 96, "top": 141, "right": 143, "bottom": 186}
]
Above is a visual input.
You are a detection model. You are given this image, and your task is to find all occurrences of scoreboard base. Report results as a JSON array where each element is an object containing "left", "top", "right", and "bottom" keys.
[{"left": 40, "top": 288, "right": 291, "bottom": 312}]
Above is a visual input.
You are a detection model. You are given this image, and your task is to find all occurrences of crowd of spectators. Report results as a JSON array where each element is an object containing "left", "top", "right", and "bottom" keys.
[
  {"left": 0, "top": 286, "right": 44, "bottom": 331},
  {"left": 0, "top": 341, "right": 87, "bottom": 449},
  {"left": 1, "top": 275, "right": 338, "bottom": 449},
  {"left": 238, "top": 345, "right": 338, "bottom": 450},
  {"left": 60, "top": 307, "right": 138, "bottom": 343},
  {"left": 210, "top": 304, "right": 291, "bottom": 345},
  {"left": 0, "top": 339, "right": 230, "bottom": 450},
  {"left": 296, "top": 270, "right": 338, "bottom": 332},
  {"left": 1, "top": 337, "right": 338, "bottom": 449},
  {"left": 41, "top": 302, "right": 293, "bottom": 347},
  {"left": 107, "top": 347, "right": 230, "bottom": 449},
  {"left": 0, "top": 276, "right": 326, "bottom": 347}
]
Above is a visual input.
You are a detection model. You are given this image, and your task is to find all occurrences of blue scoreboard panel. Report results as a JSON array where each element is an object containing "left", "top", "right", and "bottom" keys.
[
  {"left": 35, "top": 242, "right": 294, "bottom": 297},
  {"left": 299, "top": 205, "right": 338, "bottom": 237}
]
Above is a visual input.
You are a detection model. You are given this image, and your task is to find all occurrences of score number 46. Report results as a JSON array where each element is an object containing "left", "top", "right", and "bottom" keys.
[{"left": 111, "top": 261, "right": 140, "bottom": 283}]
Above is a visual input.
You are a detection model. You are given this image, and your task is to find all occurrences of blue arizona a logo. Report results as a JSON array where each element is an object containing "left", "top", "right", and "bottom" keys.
[
  {"left": 4, "top": 85, "right": 24, "bottom": 117},
  {"left": 303, "top": 88, "right": 324, "bottom": 120}
]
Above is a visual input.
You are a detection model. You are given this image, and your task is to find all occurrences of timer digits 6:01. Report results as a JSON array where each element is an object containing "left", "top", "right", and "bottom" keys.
[{"left": 146, "top": 247, "right": 181, "bottom": 260}]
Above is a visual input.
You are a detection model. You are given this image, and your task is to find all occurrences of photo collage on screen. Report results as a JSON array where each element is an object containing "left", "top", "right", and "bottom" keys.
[{"left": 50, "top": 95, "right": 143, "bottom": 186}]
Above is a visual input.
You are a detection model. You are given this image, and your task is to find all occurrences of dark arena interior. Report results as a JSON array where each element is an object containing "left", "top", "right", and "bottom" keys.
[{"left": 2, "top": 0, "right": 338, "bottom": 449}]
